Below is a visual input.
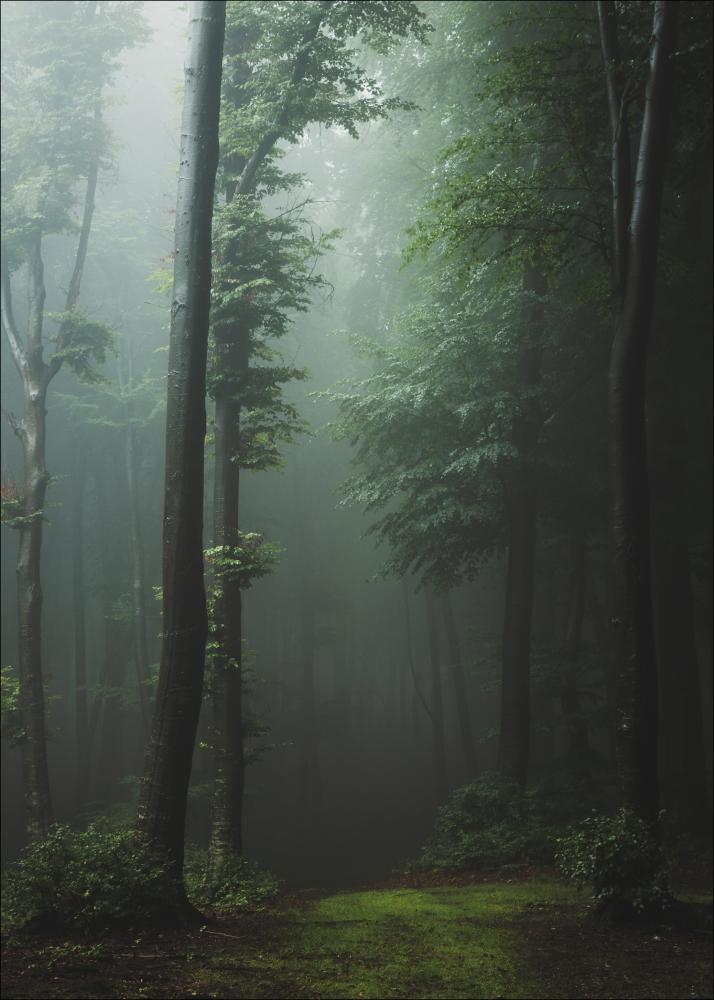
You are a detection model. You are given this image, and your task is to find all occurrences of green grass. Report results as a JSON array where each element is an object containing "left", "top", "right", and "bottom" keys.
[
  {"left": 4, "top": 876, "right": 710, "bottom": 998},
  {"left": 194, "top": 880, "right": 581, "bottom": 999}
]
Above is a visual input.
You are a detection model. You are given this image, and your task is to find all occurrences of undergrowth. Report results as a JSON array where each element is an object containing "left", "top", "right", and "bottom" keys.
[{"left": 1, "top": 824, "right": 179, "bottom": 935}]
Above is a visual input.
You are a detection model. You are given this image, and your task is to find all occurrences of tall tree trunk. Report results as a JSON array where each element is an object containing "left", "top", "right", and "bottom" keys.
[
  {"left": 72, "top": 447, "right": 89, "bottom": 809},
  {"left": 93, "top": 617, "right": 131, "bottom": 800},
  {"left": 93, "top": 449, "right": 136, "bottom": 802},
  {"left": 208, "top": 329, "right": 247, "bottom": 868},
  {"left": 585, "top": 568, "right": 618, "bottom": 765},
  {"left": 120, "top": 343, "right": 151, "bottom": 737},
  {"left": 7, "top": 235, "right": 54, "bottom": 840},
  {"left": 599, "top": 0, "right": 678, "bottom": 827},
  {"left": 207, "top": 2, "right": 330, "bottom": 863},
  {"left": 558, "top": 531, "right": 591, "bottom": 781},
  {"left": 296, "top": 482, "right": 321, "bottom": 830},
  {"left": 136, "top": 1, "right": 225, "bottom": 882},
  {"left": 650, "top": 395, "right": 710, "bottom": 833},
  {"left": 497, "top": 264, "right": 544, "bottom": 787},
  {"left": 1, "top": 96, "right": 102, "bottom": 839},
  {"left": 425, "top": 593, "right": 448, "bottom": 804},
  {"left": 441, "top": 592, "right": 478, "bottom": 778}
]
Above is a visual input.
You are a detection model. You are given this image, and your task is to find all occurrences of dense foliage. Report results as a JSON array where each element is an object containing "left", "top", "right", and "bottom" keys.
[
  {"left": 409, "top": 773, "right": 607, "bottom": 872},
  {"left": 1, "top": 825, "right": 178, "bottom": 934},
  {"left": 555, "top": 809, "right": 671, "bottom": 915},
  {"left": 0, "top": 0, "right": 710, "bottom": 948},
  {"left": 184, "top": 849, "right": 280, "bottom": 915}
]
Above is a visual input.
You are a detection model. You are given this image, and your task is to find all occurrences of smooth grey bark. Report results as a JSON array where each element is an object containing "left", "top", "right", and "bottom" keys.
[
  {"left": 208, "top": 0, "right": 331, "bottom": 865},
  {"left": 136, "top": 0, "right": 225, "bottom": 880},
  {"left": 119, "top": 343, "right": 151, "bottom": 737},
  {"left": 598, "top": 0, "right": 678, "bottom": 827},
  {"left": 585, "top": 568, "right": 618, "bottom": 765},
  {"left": 1, "top": 113, "right": 99, "bottom": 837},
  {"left": 71, "top": 447, "right": 89, "bottom": 808},
  {"left": 597, "top": 0, "right": 632, "bottom": 308},
  {"left": 296, "top": 480, "right": 321, "bottom": 829},
  {"left": 209, "top": 325, "right": 247, "bottom": 868},
  {"left": 649, "top": 392, "right": 710, "bottom": 832}
]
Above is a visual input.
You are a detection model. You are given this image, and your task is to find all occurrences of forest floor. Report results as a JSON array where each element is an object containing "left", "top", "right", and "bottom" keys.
[{"left": 2, "top": 871, "right": 712, "bottom": 1000}]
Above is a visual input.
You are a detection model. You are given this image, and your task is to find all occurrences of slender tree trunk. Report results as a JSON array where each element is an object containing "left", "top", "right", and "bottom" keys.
[
  {"left": 650, "top": 397, "right": 711, "bottom": 833},
  {"left": 296, "top": 482, "right": 321, "bottom": 829},
  {"left": 136, "top": 1, "right": 225, "bottom": 882},
  {"left": 120, "top": 344, "right": 151, "bottom": 737},
  {"left": 12, "top": 235, "right": 54, "bottom": 840},
  {"left": 558, "top": 531, "right": 591, "bottom": 781},
  {"left": 93, "top": 617, "right": 131, "bottom": 800},
  {"left": 441, "top": 592, "right": 478, "bottom": 778},
  {"left": 1, "top": 93, "right": 102, "bottom": 839},
  {"left": 72, "top": 447, "right": 89, "bottom": 808},
  {"left": 597, "top": 0, "right": 632, "bottom": 309},
  {"left": 425, "top": 593, "right": 448, "bottom": 804},
  {"left": 207, "top": 3, "right": 330, "bottom": 862},
  {"left": 585, "top": 568, "right": 618, "bottom": 765},
  {"left": 599, "top": 0, "right": 678, "bottom": 827},
  {"left": 497, "top": 264, "right": 544, "bottom": 787},
  {"left": 208, "top": 331, "right": 247, "bottom": 868}
]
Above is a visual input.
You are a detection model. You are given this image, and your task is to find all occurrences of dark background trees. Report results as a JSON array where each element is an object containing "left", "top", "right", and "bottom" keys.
[{"left": 1, "top": 0, "right": 711, "bottom": 903}]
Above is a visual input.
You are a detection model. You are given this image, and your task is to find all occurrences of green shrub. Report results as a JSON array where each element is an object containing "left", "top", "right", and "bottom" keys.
[
  {"left": 408, "top": 772, "right": 560, "bottom": 872},
  {"left": 184, "top": 848, "right": 280, "bottom": 914},
  {"left": 555, "top": 808, "right": 671, "bottom": 915},
  {"left": 1, "top": 824, "right": 179, "bottom": 934}
]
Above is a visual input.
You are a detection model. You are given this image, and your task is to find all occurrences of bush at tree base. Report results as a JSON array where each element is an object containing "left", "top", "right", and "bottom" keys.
[
  {"left": 555, "top": 808, "right": 671, "bottom": 915},
  {"left": 1, "top": 824, "right": 179, "bottom": 934},
  {"left": 184, "top": 849, "right": 280, "bottom": 914}
]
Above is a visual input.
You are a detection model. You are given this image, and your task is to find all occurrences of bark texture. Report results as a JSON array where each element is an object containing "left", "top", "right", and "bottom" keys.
[
  {"left": 1, "top": 90, "right": 102, "bottom": 838},
  {"left": 71, "top": 449, "right": 89, "bottom": 807},
  {"left": 208, "top": 0, "right": 332, "bottom": 862},
  {"left": 209, "top": 327, "right": 248, "bottom": 867},
  {"left": 650, "top": 393, "right": 710, "bottom": 832},
  {"left": 136, "top": 0, "right": 225, "bottom": 877},
  {"left": 120, "top": 344, "right": 151, "bottom": 737},
  {"left": 599, "top": 0, "right": 678, "bottom": 827}
]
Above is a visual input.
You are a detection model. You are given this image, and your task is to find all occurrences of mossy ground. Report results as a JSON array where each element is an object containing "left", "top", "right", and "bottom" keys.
[{"left": 2, "top": 875, "right": 712, "bottom": 999}]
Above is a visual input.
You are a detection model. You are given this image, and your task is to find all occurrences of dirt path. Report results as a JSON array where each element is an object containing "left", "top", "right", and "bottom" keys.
[{"left": 2, "top": 877, "right": 712, "bottom": 999}]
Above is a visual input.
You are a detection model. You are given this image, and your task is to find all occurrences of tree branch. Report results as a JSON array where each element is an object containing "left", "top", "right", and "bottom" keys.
[
  {"left": 65, "top": 106, "right": 100, "bottom": 314},
  {"left": 597, "top": 0, "right": 632, "bottom": 305},
  {"left": 237, "top": 2, "right": 333, "bottom": 195},
  {"left": 1, "top": 407, "right": 25, "bottom": 441},
  {"left": 0, "top": 244, "right": 28, "bottom": 379}
]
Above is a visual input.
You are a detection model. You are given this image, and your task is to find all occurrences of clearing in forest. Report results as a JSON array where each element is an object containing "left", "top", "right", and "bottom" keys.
[{"left": 2, "top": 877, "right": 712, "bottom": 999}]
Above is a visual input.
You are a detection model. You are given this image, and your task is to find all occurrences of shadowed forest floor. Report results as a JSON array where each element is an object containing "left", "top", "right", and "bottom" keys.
[{"left": 2, "top": 875, "right": 712, "bottom": 999}]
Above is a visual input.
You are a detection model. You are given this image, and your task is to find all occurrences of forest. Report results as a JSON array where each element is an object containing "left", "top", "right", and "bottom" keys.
[{"left": 0, "top": 1, "right": 712, "bottom": 998}]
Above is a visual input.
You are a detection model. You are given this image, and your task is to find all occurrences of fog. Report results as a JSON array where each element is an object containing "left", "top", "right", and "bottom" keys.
[{"left": 2, "top": 0, "right": 712, "bottom": 899}]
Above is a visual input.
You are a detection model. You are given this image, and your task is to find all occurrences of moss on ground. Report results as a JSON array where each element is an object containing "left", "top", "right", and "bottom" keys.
[
  {"left": 2, "top": 877, "right": 711, "bottom": 999},
  {"left": 198, "top": 882, "right": 576, "bottom": 999}
]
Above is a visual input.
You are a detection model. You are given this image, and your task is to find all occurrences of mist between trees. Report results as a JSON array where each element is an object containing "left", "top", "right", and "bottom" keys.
[{"left": 1, "top": 0, "right": 711, "bottom": 902}]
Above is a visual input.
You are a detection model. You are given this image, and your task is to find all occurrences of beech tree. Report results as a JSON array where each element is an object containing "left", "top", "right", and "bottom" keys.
[
  {"left": 597, "top": 0, "right": 678, "bottom": 828},
  {"left": 135, "top": 0, "right": 226, "bottom": 884},
  {"left": 0, "top": 0, "right": 145, "bottom": 840},
  {"left": 207, "top": 0, "right": 430, "bottom": 871}
]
